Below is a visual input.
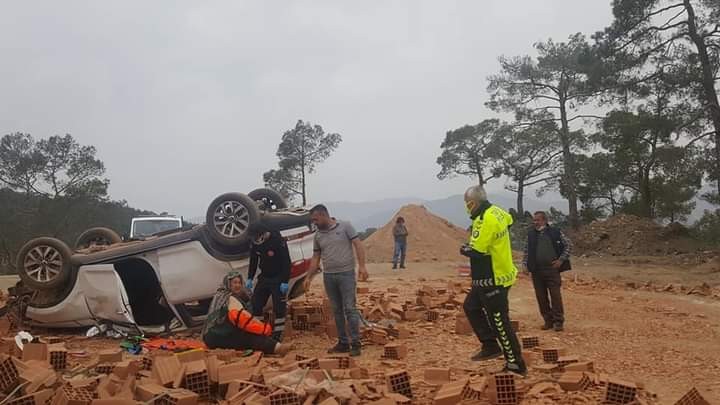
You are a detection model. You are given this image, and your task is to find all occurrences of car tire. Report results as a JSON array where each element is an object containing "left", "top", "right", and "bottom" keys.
[
  {"left": 16, "top": 237, "right": 73, "bottom": 291},
  {"left": 74, "top": 227, "right": 122, "bottom": 250},
  {"left": 248, "top": 188, "right": 288, "bottom": 211},
  {"left": 205, "top": 192, "right": 260, "bottom": 247}
]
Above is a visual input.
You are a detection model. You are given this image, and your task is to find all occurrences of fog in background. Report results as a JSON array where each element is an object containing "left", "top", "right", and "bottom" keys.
[{"left": 0, "top": 1, "right": 613, "bottom": 216}]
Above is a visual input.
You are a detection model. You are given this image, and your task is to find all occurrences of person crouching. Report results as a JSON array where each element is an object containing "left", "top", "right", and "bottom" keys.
[{"left": 201, "top": 272, "right": 289, "bottom": 355}]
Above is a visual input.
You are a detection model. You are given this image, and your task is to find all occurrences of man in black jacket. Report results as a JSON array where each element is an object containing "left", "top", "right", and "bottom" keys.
[
  {"left": 246, "top": 226, "right": 292, "bottom": 342},
  {"left": 522, "top": 211, "right": 572, "bottom": 332}
]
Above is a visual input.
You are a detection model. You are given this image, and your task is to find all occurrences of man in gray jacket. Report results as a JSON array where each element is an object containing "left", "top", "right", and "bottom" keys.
[{"left": 392, "top": 216, "right": 408, "bottom": 270}]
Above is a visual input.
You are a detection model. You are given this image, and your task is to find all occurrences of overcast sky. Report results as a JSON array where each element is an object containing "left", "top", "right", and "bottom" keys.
[{"left": 0, "top": 1, "right": 613, "bottom": 216}]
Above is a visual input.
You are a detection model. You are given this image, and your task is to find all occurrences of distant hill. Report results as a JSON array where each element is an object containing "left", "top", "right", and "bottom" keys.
[
  {"left": 325, "top": 191, "right": 716, "bottom": 231},
  {"left": 325, "top": 193, "right": 566, "bottom": 231}
]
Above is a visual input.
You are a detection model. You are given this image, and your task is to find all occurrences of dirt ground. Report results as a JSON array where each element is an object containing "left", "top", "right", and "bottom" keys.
[
  {"left": 291, "top": 260, "right": 720, "bottom": 404},
  {"left": 7, "top": 258, "right": 719, "bottom": 404}
]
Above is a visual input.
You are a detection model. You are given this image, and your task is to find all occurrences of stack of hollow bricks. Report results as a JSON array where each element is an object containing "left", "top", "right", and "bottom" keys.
[{"left": 289, "top": 300, "right": 330, "bottom": 332}]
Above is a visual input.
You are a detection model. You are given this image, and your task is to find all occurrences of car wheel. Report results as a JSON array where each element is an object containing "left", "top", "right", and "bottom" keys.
[
  {"left": 74, "top": 227, "right": 122, "bottom": 250},
  {"left": 247, "top": 188, "right": 288, "bottom": 211},
  {"left": 205, "top": 192, "right": 260, "bottom": 247},
  {"left": 16, "top": 237, "right": 73, "bottom": 291}
]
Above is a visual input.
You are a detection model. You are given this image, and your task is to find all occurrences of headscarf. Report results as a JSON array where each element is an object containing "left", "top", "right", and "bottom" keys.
[{"left": 201, "top": 271, "right": 246, "bottom": 338}]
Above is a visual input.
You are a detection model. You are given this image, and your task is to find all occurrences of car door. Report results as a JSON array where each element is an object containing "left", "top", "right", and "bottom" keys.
[{"left": 77, "top": 264, "right": 135, "bottom": 325}]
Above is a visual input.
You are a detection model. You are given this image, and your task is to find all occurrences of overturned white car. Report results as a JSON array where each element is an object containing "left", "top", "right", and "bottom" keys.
[{"left": 12, "top": 189, "right": 315, "bottom": 334}]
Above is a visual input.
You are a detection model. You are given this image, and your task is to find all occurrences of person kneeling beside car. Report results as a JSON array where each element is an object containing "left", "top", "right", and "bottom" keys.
[{"left": 201, "top": 272, "right": 289, "bottom": 355}]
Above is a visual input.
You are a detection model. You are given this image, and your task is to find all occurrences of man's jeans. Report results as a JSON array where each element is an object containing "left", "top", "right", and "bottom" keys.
[
  {"left": 323, "top": 270, "right": 361, "bottom": 345},
  {"left": 392, "top": 241, "right": 407, "bottom": 267}
]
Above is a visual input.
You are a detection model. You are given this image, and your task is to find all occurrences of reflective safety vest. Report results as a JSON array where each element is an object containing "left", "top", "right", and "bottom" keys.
[
  {"left": 227, "top": 296, "right": 272, "bottom": 336},
  {"left": 469, "top": 205, "right": 517, "bottom": 288}
]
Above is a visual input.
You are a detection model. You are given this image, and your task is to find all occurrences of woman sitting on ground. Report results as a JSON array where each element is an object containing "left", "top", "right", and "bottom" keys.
[{"left": 201, "top": 271, "right": 289, "bottom": 355}]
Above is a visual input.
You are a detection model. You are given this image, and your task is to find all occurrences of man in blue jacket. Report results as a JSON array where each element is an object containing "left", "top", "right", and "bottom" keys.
[{"left": 522, "top": 211, "right": 572, "bottom": 332}]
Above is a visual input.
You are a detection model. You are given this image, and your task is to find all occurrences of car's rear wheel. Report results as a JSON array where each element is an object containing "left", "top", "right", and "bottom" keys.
[
  {"left": 248, "top": 188, "right": 288, "bottom": 211},
  {"left": 74, "top": 227, "right": 122, "bottom": 250},
  {"left": 205, "top": 192, "right": 260, "bottom": 247},
  {"left": 16, "top": 237, "right": 73, "bottom": 291}
]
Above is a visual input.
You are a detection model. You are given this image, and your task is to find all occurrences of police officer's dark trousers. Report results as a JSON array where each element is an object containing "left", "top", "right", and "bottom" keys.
[{"left": 463, "top": 286, "right": 525, "bottom": 371}]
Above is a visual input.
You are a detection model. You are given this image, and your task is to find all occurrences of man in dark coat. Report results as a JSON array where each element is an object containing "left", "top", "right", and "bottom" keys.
[{"left": 522, "top": 211, "right": 572, "bottom": 332}]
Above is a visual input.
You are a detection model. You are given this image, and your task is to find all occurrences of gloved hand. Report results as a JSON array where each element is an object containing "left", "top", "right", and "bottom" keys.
[
  {"left": 245, "top": 279, "right": 254, "bottom": 290},
  {"left": 279, "top": 282, "right": 289, "bottom": 295},
  {"left": 460, "top": 244, "right": 473, "bottom": 257}
]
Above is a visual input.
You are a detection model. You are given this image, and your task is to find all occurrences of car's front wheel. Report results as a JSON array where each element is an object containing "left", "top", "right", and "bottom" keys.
[
  {"left": 16, "top": 237, "right": 73, "bottom": 291},
  {"left": 205, "top": 192, "right": 260, "bottom": 247}
]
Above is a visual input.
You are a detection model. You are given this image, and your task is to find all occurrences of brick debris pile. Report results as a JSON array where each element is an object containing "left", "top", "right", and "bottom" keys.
[{"left": 0, "top": 283, "right": 708, "bottom": 404}]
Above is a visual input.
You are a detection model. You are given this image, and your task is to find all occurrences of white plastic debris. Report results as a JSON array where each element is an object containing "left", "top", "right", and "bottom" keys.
[
  {"left": 14, "top": 331, "right": 33, "bottom": 350},
  {"left": 85, "top": 324, "right": 108, "bottom": 337}
]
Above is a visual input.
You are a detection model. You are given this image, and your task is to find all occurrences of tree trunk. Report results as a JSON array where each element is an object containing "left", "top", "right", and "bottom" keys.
[
  {"left": 516, "top": 180, "right": 525, "bottom": 215},
  {"left": 475, "top": 155, "right": 486, "bottom": 186},
  {"left": 685, "top": 0, "right": 720, "bottom": 198},
  {"left": 300, "top": 135, "right": 307, "bottom": 206},
  {"left": 300, "top": 163, "right": 307, "bottom": 206},
  {"left": 639, "top": 169, "right": 652, "bottom": 218},
  {"left": 558, "top": 100, "right": 580, "bottom": 228}
]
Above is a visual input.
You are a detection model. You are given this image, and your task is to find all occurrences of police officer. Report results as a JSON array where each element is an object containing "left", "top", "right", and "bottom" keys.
[
  {"left": 246, "top": 225, "right": 291, "bottom": 342},
  {"left": 460, "top": 185, "right": 526, "bottom": 376}
]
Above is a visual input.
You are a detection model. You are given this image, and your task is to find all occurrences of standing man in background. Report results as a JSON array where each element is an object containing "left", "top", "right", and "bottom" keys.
[
  {"left": 304, "top": 204, "right": 369, "bottom": 357},
  {"left": 392, "top": 216, "right": 409, "bottom": 270},
  {"left": 461, "top": 185, "right": 526, "bottom": 376},
  {"left": 523, "top": 211, "right": 572, "bottom": 332},
  {"left": 246, "top": 225, "right": 291, "bottom": 342}
]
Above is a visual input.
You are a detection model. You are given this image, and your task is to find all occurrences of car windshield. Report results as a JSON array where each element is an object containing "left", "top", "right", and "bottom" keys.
[{"left": 133, "top": 220, "right": 181, "bottom": 237}]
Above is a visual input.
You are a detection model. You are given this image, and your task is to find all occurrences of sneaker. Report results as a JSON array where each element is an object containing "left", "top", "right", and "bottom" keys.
[
  {"left": 553, "top": 323, "right": 564, "bottom": 332},
  {"left": 350, "top": 343, "right": 362, "bottom": 357},
  {"left": 502, "top": 365, "right": 528, "bottom": 377},
  {"left": 400, "top": 265, "right": 406, "bottom": 269},
  {"left": 541, "top": 322, "right": 553, "bottom": 330},
  {"left": 327, "top": 343, "right": 350, "bottom": 354},
  {"left": 471, "top": 345, "right": 503, "bottom": 361}
]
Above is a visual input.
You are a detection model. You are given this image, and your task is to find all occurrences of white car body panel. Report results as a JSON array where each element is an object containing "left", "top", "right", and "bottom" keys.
[
  {"left": 26, "top": 264, "right": 134, "bottom": 327},
  {"left": 156, "top": 241, "right": 236, "bottom": 304},
  {"left": 78, "top": 264, "right": 135, "bottom": 324}
]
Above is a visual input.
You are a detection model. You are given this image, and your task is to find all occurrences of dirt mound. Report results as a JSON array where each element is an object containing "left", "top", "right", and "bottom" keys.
[
  {"left": 573, "top": 214, "right": 701, "bottom": 256},
  {"left": 364, "top": 205, "right": 468, "bottom": 263}
]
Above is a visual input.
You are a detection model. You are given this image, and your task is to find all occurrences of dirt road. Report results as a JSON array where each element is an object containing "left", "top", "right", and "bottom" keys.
[{"left": 293, "top": 261, "right": 720, "bottom": 404}]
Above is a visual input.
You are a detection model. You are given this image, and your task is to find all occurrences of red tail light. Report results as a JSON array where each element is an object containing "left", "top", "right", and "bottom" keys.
[{"left": 291, "top": 259, "right": 312, "bottom": 279}]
